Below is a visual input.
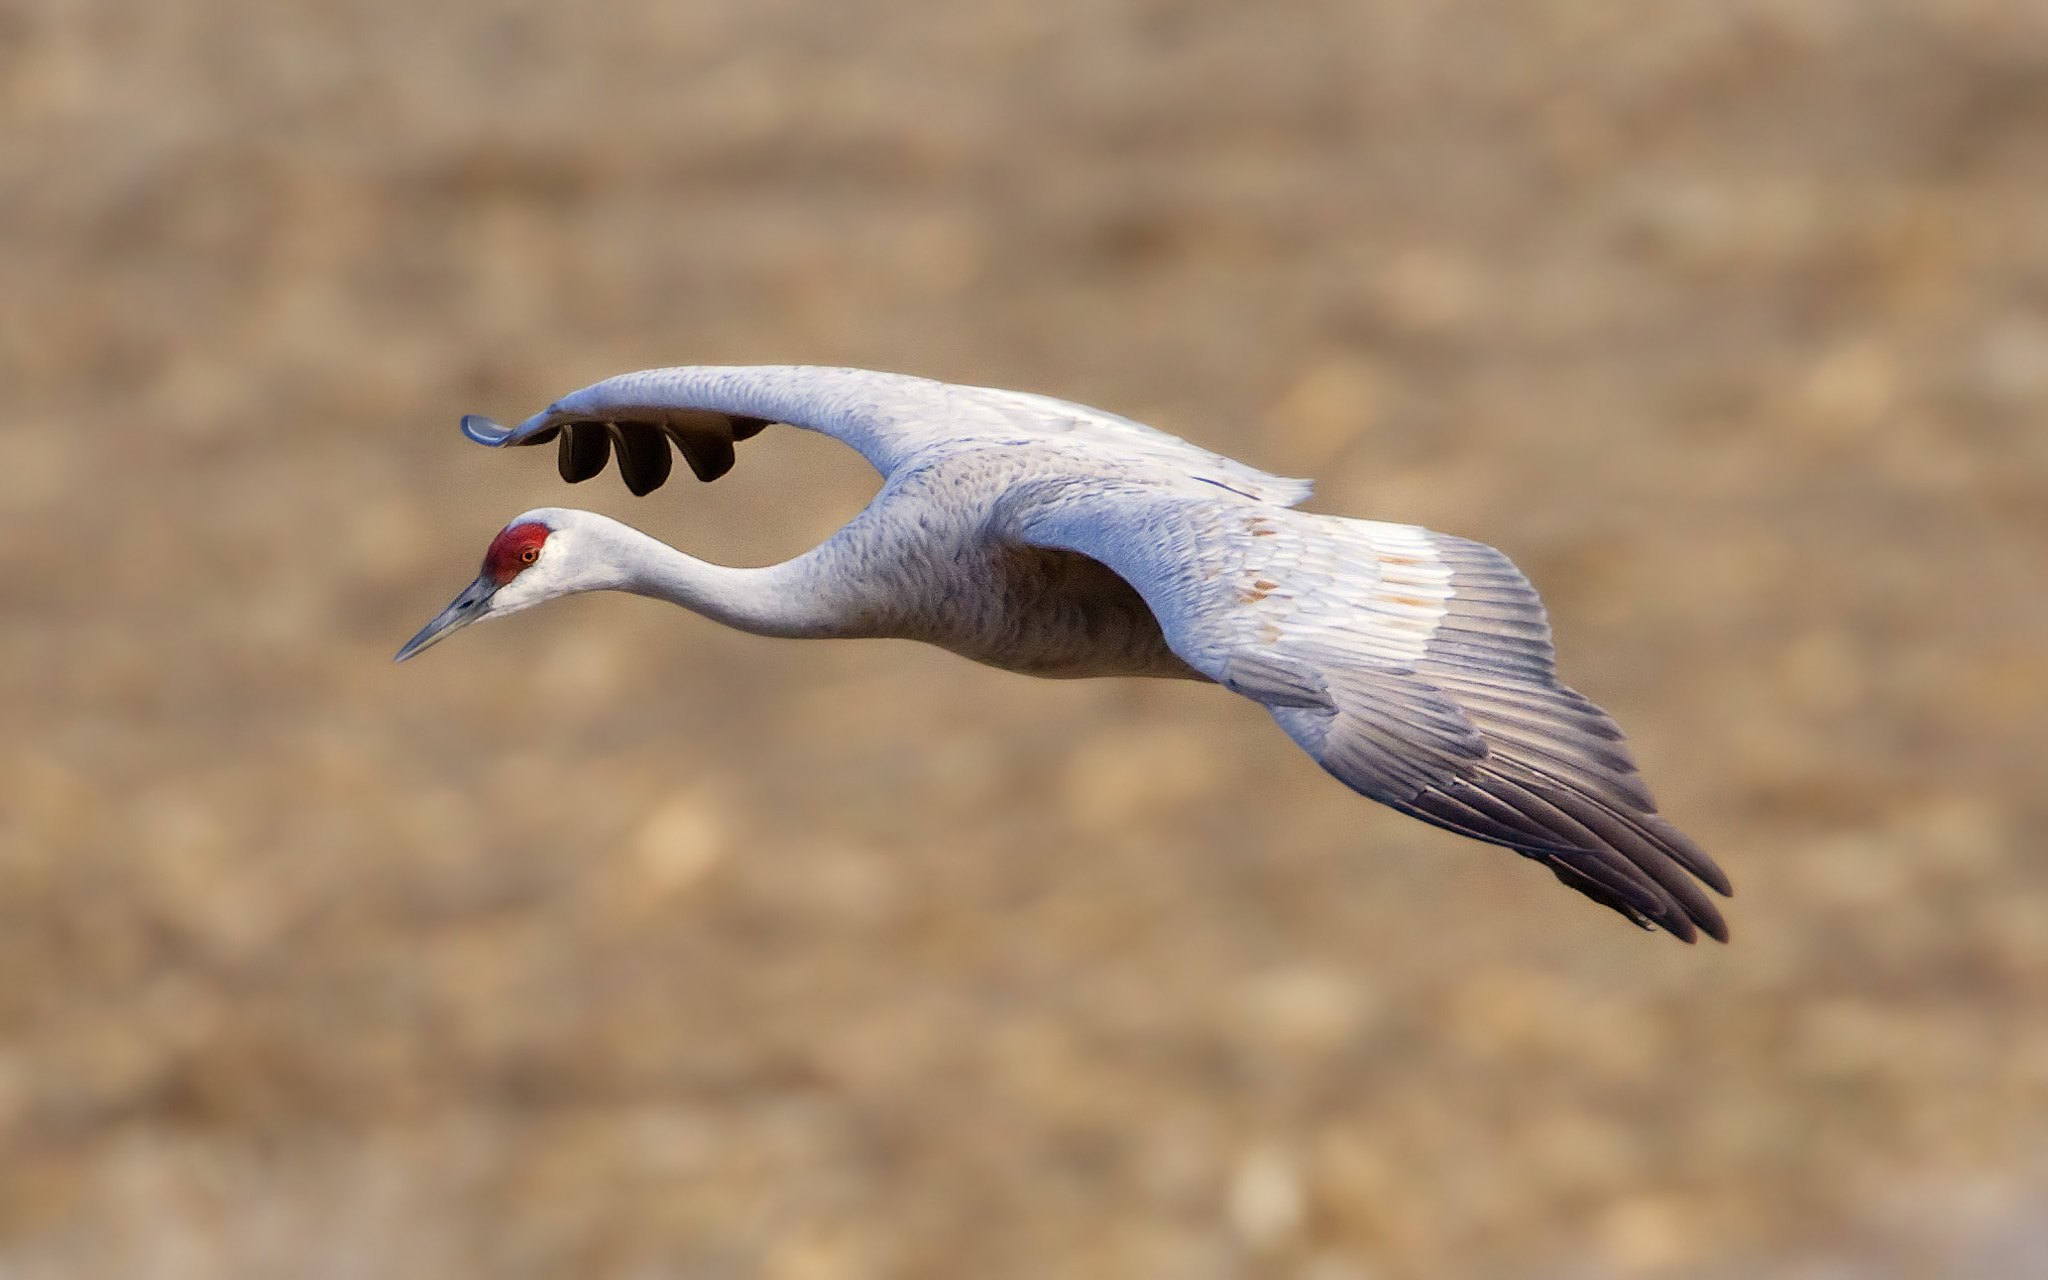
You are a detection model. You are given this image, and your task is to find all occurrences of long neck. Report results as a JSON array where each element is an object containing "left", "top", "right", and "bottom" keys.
[{"left": 604, "top": 526, "right": 865, "bottom": 641}]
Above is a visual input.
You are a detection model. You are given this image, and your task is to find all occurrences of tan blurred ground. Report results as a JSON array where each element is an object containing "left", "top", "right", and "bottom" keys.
[{"left": 4, "top": 1, "right": 2048, "bottom": 1276}]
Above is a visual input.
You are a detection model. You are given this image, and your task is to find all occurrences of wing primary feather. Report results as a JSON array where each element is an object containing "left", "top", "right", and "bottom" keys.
[
  {"left": 1462, "top": 769, "right": 1710, "bottom": 941},
  {"left": 1641, "top": 816, "right": 1733, "bottom": 896},
  {"left": 1475, "top": 726, "right": 1655, "bottom": 810},
  {"left": 1435, "top": 682, "right": 1625, "bottom": 742},
  {"left": 1542, "top": 847, "right": 1692, "bottom": 940},
  {"left": 1321, "top": 724, "right": 1448, "bottom": 796},
  {"left": 1407, "top": 785, "right": 1565, "bottom": 850},
  {"left": 1465, "top": 771, "right": 1668, "bottom": 898},
  {"left": 1526, "top": 785, "right": 1729, "bottom": 940},
  {"left": 1542, "top": 858, "right": 1664, "bottom": 934},
  {"left": 558, "top": 423, "right": 611, "bottom": 483},
  {"left": 1400, "top": 785, "right": 1677, "bottom": 931},
  {"left": 671, "top": 425, "right": 739, "bottom": 482},
  {"left": 613, "top": 421, "right": 674, "bottom": 495}
]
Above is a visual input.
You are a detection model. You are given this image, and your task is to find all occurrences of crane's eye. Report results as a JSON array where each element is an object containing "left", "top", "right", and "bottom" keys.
[{"left": 520, "top": 547, "right": 540, "bottom": 564}]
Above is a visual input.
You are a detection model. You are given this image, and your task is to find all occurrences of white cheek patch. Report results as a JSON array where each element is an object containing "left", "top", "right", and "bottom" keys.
[{"left": 487, "top": 547, "right": 568, "bottom": 616}]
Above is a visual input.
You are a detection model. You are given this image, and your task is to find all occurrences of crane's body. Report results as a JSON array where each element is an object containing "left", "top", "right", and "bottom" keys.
[{"left": 401, "top": 366, "right": 1732, "bottom": 943}]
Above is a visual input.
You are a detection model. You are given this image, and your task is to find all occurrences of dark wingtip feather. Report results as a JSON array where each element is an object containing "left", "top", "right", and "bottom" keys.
[
  {"left": 476, "top": 406, "right": 769, "bottom": 491},
  {"left": 674, "top": 429, "right": 738, "bottom": 482},
  {"left": 1644, "top": 815, "right": 1733, "bottom": 897},
  {"left": 1398, "top": 771, "right": 1729, "bottom": 944},
  {"left": 1544, "top": 857, "right": 1697, "bottom": 942},
  {"left": 557, "top": 423, "right": 612, "bottom": 483},
  {"left": 613, "top": 421, "right": 674, "bottom": 496}
]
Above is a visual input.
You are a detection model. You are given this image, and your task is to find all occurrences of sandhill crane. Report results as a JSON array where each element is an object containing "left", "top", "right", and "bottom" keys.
[{"left": 399, "top": 366, "right": 1731, "bottom": 942}]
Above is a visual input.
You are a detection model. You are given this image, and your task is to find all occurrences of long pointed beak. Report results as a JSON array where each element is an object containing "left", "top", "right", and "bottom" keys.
[{"left": 395, "top": 574, "right": 497, "bottom": 662}]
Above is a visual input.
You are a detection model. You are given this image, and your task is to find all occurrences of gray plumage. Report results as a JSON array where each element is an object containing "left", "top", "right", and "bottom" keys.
[{"left": 406, "top": 365, "right": 1731, "bottom": 943}]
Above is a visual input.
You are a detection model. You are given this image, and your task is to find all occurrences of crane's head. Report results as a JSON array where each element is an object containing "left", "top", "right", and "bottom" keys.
[{"left": 395, "top": 511, "right": 589, "bottom": 661}]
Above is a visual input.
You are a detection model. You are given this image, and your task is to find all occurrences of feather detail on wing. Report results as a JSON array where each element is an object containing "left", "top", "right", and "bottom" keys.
[
  {"left": 461, "top": 366, "right": 1313, "bottom": 504},
  {"left": 464, "top": 406, "right": 773, "bottom": 492},
  {"left": 1010, "top": 486, "right": 1731, "bottom": 942}
]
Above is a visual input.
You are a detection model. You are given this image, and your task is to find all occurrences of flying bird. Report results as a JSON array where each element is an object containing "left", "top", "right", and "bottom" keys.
[{"left": 400, "top": 366, "right": 1731, "bottom": 942}]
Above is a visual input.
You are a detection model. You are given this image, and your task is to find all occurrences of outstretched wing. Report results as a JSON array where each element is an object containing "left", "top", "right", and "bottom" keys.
[
  {"left": 462, "top": 365, "right": 1313, "bottom": 504},
  {"left": 1006, "top": 482, "right": 1731, "bottom": 943}
]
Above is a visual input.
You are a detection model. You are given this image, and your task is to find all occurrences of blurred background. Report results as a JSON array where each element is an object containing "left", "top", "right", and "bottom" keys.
[{"left": 4, "top": 1, "right": 2047, "bottom": 1275}]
